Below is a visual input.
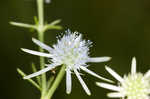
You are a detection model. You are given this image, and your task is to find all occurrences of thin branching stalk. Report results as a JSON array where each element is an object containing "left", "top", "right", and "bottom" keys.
[
  {"left": 36, "top": 0, "right": 47, "bottom": 98},
  {"left": 11, "top": 0, "right": 63, "bottom": 98}
]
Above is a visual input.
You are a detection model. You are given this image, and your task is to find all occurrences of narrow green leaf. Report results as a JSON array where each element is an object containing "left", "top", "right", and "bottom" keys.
[
  {"left": 17, "top": 68, "right": 41, "bottom": 91},
  {"left": 50, "top": 19, "right": 61, "bottom": 25},
  {"left": 47, "top": 76, "right": 55, "bottom": 90},
  {"left": 34, "top": 16, "right": 39, "bottom": 25},
  {"left": 44, "top": 25, "right": 62, "bottom": 32},
  {"left": 10, "top": 22, "right": 36, "bottom": 29},
  {"left": 31, "top": 63, "right": 41, "bottom": 86}
]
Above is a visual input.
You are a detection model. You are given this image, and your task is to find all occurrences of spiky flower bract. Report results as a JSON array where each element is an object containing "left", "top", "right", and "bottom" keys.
[
  {"left": 96, "top": 57, "right": 150, "bottom": 99},
  {"left": 22, "top": 29, "right": 112, "bottom": 95}
]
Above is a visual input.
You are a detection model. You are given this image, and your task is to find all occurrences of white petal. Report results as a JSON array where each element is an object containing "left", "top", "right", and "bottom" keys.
[
  {"left": 24, "top": 64, "right": 57, "bottom": 79},
  {"left": 107, "top": 92, "right": 124, "bottom": 98},
  {"left": 32, "top": 38, "right": 53, "bottom": 52},
  {"left": 45, "top": 63, "right": 61, "bottom": 67},
  {"left": 66, "top": 68, "right": 72, "bottom": 94},
  {"left": 131, "top": 57, "right": 136, "bottom": 75},
  {"left": 21, "top": 48, "right": 52, "bottom": 57},
  {"left": 87, "top": 57, "right": 111, "bottom": 63},
  {"left": 144, "top": 70, "right": 150, "bottom": 78},
  {"left": 80, "top": 66, "right": 113, "bottom": 83},
  {"left": 96, "top": 82, "right": 121, "bottom": 91},
  {"left": 74, "top": 69, "right": 91, "bottom": 95},
  {"left": 105, "top": 66, "right": 123, "bottom": 83}
]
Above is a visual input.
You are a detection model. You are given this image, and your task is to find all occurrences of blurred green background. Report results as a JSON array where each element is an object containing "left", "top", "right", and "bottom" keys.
[{"left": 1, "top": 0, "right": 150, "bottom": 99}]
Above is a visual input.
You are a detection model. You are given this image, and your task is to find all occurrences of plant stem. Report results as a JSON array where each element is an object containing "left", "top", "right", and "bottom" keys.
[
  {"left": 46, "top": 65, "right": 66, "bottom": 99},
  {"left": 38, "top": 33, "right": 46, "bottom": 95},
  {"left": 37, "top": 0, "right": 47, "bottom": 97},
  {"left": 37, "top": 0, "right": 44, "bottom": 26}
]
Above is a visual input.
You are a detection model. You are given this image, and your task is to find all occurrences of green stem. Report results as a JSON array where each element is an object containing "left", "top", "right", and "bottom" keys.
[
  {"left": 38, "top": 31, "right": 47, "bottom": 97},
  {"left": 37, "top": 0, "right": 44, "bottom": 26},
  {"left": 46, "top": 65, "right": 66, "bottom": 99},
  {"left": 37, "top": 0, "right": 47, "bottom": 97}
]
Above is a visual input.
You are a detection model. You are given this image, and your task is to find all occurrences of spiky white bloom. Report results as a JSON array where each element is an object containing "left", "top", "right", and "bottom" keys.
[
  {"left": 96, "top": 57, "right": 150, "bottom": 99},
  {"left": 22, "top": 30, "right": 112, "bottom": 95}
]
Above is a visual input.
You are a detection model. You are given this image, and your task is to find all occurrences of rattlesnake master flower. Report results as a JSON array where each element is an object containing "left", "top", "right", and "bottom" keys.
[
  {"left": 22, "top": 30, "right": 112, "bottom": 95},
  {"left": 96, "top": 57, "right": 150, "bottom": 99}
]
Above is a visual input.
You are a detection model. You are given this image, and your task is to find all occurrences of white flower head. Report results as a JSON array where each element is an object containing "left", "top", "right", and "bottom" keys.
[
  {"left": 22, "top": 29, "right": 112, "bottom": 95},
  {"left": 96, "top": 57, "right": 150, "bottom": 99}
]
